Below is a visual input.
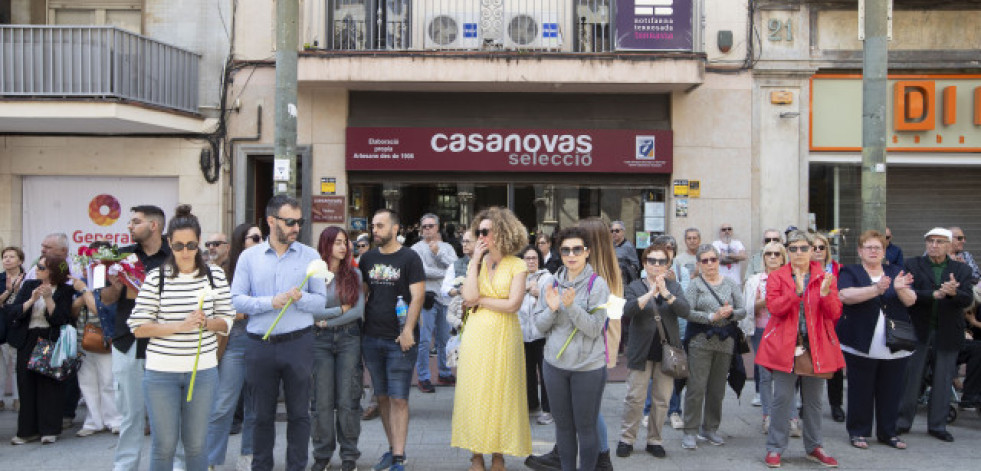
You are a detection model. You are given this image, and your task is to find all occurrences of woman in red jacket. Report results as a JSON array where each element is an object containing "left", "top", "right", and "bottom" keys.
[{"left": 756, "top": 230, "right": 844, "bottom": 468}]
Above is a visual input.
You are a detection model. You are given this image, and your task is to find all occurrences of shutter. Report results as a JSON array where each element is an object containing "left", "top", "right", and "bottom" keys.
[{"left": 49, "top": 1, "right": 141, "bottom": 34}]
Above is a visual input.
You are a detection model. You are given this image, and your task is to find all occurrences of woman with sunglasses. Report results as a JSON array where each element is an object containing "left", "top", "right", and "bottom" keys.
[
  {"left": 129, "top": 205, "right": 235, "bottom": 471},
  {"left": 532, "top": 227, "right": 610, "bottom": 471},
  {"left": 206, "top": 222, "right": 262, "bottom": 470},
  {"left": 310, "top": 226, "right": 365, "bottom": 471},
  {"left": 812, "top": 233, "right": 846, "bottom": 423},
  {"left": 743, "top": 241, "right": 797, "bottom": 434},
  {"left": 756, "top": 230, "right": 844, "bottom": 468},
  {"left": 680, "top": 245, "right": 745, "bottom": 450},
  {"left": 517, "top": 245, "right": 552, "bottom": 425},
  {"left": 617, "top": 241, "right": 690, "bottom": 460},
  {"left": 6, "top": 254, "right": 73, "bottom": 445},
  {"left": 452, "top": 207, "right": 531, "bottom": 471},
  {"left": 836, "top": 230, "right": 915, "bottom": 451}
]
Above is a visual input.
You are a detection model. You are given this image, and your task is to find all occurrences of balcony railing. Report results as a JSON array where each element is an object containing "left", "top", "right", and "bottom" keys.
[
  {"left": 308, "top": 0, "right": 621, "bottom": 53},
  {"left": 1, "top": 26, "right": 200, "bottom": 114}
]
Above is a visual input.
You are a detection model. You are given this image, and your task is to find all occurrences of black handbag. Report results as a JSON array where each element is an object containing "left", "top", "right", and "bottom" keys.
[{"left": 884, "top": 317, "right": 917, "bottom": 353}]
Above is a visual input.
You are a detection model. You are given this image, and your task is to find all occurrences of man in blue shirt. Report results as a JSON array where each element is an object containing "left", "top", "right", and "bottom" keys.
[{"left": 232, "top": 195, "right": 327, "bottom": 471}]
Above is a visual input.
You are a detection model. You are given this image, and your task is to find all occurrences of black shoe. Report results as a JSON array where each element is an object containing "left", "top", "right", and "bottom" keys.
[
  {"left": 596, "top": 450, "right": 613, "bottom": 471},
  {"left": 615, "top": 441, "right": 633, "bottom": 458},
  {"left": 831, "top": 406, "right": 845, "bottom": 423},
  {"left": 417, "top": 380, "right": 435, "bottom": 393},
  {"left": 310, "top": 458, "right": 330, "bottom": 471},
  {"left": 928, "top": 430, "right": 955, "bottom": 442},
  {"left": 340, "top": 459, "right": 357, "bottom": 471},
  {"left": 524, "top": 446, "right": 560, "bottom": 471},
  {"left": 646, "top": 444, "right": 666, "bottom": 458},
  {"left": 896, "top": 426, "right": 910, "bottom": 435},
  {"left": 437, "top": 374, "right": 456, "bottom": 386}
]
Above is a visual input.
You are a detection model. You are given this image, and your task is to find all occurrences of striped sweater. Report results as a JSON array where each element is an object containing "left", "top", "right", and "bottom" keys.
[{"left": 128, "top": 265, "right": 236, "bottom": 373}]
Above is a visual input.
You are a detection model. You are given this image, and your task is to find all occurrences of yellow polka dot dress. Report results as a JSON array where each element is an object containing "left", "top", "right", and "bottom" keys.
[{"left": 451, "top": 255, "right": 531, "bottom": 457}]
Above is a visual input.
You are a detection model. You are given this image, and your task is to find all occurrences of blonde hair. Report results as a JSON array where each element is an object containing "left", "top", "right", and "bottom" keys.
[
  {"left": 763, "top": 241, "right": 788, "bottom": 266},
  {"left": 578, "top": 217, "right": 623, "bottom": 296},
  {"left": 471, "top": 207, "right": 528, "bottom": 257}
]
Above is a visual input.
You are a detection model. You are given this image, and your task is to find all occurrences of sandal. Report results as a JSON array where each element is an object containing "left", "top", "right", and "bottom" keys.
[
  {"left": 850, "top": 436, "right": 869, "bottom": 449},
  {"left": 878, "top": 436, "right": 907, "bottom": 449},
  {"left": 469, "top": 454, "right": 487, "bottom": 471}
]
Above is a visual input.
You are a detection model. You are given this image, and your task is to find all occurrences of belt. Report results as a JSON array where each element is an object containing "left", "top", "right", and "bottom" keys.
[
  {"left": 314, "top": 320, "right": 362, "bottom": 332},
  {"left": 247, "top": 326, "right": 312, "bottom": 343}
]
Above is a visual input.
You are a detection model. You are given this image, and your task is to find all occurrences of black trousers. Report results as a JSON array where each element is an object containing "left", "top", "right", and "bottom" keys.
[
  {"left": 827, "top": 369, "right": 844, "bottom": 407},
  {"left": 960, "top": 340, "right": 981, "bottom": 401},
  {"left": 524, "top": 338, "right": 549, "bottom": 412},
  {"left": 16, "top": 328, "right": 67, "bottom": 437},
  {"left": 843, "top": 351, "right": 908, "bottom": 440}
]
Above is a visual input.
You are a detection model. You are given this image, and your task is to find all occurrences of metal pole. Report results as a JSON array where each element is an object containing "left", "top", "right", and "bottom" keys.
[
  {"left": 273, "top": 0, "right": 299, "bottom": 197},
  {"left": 860, "top": 0, "right": 889, "bottom": 233}
]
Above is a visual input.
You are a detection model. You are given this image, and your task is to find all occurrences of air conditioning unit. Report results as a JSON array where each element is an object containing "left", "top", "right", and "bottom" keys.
[
  {"left": 577, "top": 0, "right": 610, "bottom": 25},
  {"left": 330, "top": 0, "right": 369, "bottom": 50},
  {"left": 423, "top": 11, "right": 482, "bottom": 50},
  {"left": 503, "top": 10, "right": 563, "bottom": 50},
  {"left": 384, "top": 0, "right": 411, "bottom": 49}
]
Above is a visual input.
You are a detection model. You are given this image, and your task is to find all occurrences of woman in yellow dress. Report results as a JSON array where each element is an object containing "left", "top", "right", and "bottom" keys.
[{"left": 453, "top": 207, "right": 531, "bottom": 471}]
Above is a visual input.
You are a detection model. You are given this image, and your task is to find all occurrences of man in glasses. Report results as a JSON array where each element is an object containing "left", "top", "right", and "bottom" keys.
[
  {"left": 206, "top": 232, "right": 230, "bottom": 272},
  {"left": 884, "top": 227, "right": 905, "bottom": 267},
  {"left": 711, "top": 223, "right": 746, "bottom": 284},
  {"left": 948, "top": 227, "right": 980, "bottom": 284},
  {"left": 897, "top": 227, "right": 973, "bottom": 442},
  {"left": 354, "top": 234, "right": 371, "bottom": 266},
  {"left": 231, "top": 194, "right": 328, "bottom": 471},
  {"left": 411, "top": 213, "right": 458, "bottom": 393},
  {"left": 611, "top": 221, "right": 641, "bottom": 284},
  {"left": 744, "top": 229, "right": 783, "bottom": 284}
]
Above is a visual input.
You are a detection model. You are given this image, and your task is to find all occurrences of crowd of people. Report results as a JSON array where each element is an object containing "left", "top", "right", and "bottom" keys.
[{"left": 2, "top": 199, "right": 981, "bottom": 471}]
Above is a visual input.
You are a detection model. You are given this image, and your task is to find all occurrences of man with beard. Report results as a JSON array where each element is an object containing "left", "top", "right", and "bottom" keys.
[
  {"left": 205, "top": 232, "right": 230, "bottom": 272},
  {"left": 231, "top": 195, "right": 328, "bottom": 471},
  {"left": 100, "top": 205, "right": 170, "bottom": 471},
  {"left": 358, "top": 208, "right": 425, "bottom": 471}
]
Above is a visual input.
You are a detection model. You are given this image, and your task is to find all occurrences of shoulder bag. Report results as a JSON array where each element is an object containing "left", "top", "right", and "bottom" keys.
[
  {"left": 880, "top": 294, "right": 916, "bottom": 352},
  {"left": 81, "top": 305, "right": 111, "bottom": 354},
  {"left": 650, "top": 287, "right": 688, "bottom": 379}
]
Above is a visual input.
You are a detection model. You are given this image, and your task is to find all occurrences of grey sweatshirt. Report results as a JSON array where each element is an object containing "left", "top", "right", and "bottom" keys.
[
  {"left": 411, "top": 240, "right": 458, "bottom": 304},
  {"left": 313, "top": 276, "right": 364, "bottom": 327},
  {"left": 533, "top": 264, "right": 610, "bottom": 372}
]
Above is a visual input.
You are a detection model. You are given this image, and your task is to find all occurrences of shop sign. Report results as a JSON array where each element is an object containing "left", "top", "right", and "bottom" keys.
[
  {"left": 811, "top": 75, "right": 981, "bottom": 152},
  {"left": 346, "top": 127, "right": 672, "bottom": 173},
  {"left": 615, "top": 0, "right": 694, "bottom": 51},
  {"left": 311, "top": 195, "right": 346, "bottom": 223},
  {"left": 22, "top": 176, "right": 179, "bottom": 264}
]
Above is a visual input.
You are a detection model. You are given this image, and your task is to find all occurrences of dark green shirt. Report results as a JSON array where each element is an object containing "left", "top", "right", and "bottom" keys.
[{"left": 930, "top": 257, "right": 949, "bottom": 331}]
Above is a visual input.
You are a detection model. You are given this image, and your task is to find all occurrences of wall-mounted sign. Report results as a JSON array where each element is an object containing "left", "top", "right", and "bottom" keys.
[
  {"left": 616, "top": 0, "right": 693, "bottom": 51},
  {"left": 321, "top": 177, "right": 336, "bottom": 195},
  {"left": 688, "top": 180, "right": 701, "bottom": 198},
  {"left": 311, "top": 195, "right": 346, "bottom": 223},
  {"left": 811, "top": 75, "right": 981, "bottom": 152},
  {"left": 346, "top": 127, "right": 673, "bottom": 173},
  {"left": 673, "top": 179, "right": 689, "bottom": 196}
]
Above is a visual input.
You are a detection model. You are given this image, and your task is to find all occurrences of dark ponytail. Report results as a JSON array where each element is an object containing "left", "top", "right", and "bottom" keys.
[{"left": 164, "top": 204, "right": 208, "bottom": 278}]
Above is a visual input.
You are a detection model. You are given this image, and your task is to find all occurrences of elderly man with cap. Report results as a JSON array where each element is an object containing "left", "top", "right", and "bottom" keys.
[{"left": 897, "top": 227, "right": 974, "bottom": 442}]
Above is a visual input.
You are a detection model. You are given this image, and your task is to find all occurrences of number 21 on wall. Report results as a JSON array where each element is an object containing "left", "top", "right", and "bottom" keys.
[{"left": 768, "top": 18, "right": 792, "bottom": 42}]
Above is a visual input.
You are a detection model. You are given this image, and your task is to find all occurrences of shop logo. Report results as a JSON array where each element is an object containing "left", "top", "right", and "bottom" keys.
[
  {"left": 636, "top": 136, "right": 656, "bottom": 160},
  {"left": 88, "top": 194, "right": 121, "bottom": 226}
]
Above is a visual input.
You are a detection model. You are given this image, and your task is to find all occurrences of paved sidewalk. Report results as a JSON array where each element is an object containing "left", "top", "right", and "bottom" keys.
[{"left": 0, "top": 380, "right": 978, "bottom": 470}]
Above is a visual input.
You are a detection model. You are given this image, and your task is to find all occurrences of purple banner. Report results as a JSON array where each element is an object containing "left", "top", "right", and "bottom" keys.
[{"left": 615, "top": 0, "right": 693, "bottom": 51}]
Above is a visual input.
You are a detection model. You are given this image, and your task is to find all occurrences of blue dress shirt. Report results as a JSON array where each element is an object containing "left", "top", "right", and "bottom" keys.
[{"left": 231, "top": 241, "right": 328, "bottom": 335}]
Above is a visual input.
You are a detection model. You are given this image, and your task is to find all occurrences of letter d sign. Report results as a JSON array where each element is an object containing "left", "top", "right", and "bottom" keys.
[{"left": 894, "top": 81, "right": 935, "bottom": 131}]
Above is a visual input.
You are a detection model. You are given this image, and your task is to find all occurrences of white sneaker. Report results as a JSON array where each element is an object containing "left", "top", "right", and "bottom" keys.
[
  {"left": 75, "top": 427, "right": 102, "bottom": 437},
  {"left": 642, "top": 414, "right": 649, "bottom": 427},
  {"left": 752, "top": 393, "right": 762, "bottom": 407},
  {"left": 537, "top": 412, "right": 554, "bottom": 425},
  {"left": 669, "top": 413, "right": 684, "bottom": 430},
  {"left": 789, "top": 418, "right": 802, "bottom": 438},
  {"left": 236, "top": 454, "right": 253, "bottom": 471}
]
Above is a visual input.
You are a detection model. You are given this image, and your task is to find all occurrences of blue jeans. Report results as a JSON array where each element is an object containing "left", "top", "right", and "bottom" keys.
[
  {"left": 144, "top": 367, "right": 218, "bottom": 471},
  {"left": 246, "top": 331, "right": 314, "bottom": 471},
  {"left": 362, "top": 335, "right": 418, "bottom": 400},
  {"left": 206, "top": 324, "right": 256, "bottom": 465},
  {"left": 414, "top": 301, "right": 451, "bottom": 382},
  {"left": 112, "top": 345, "right": 146, "bottom": 471},
  {"left": 311, "top": 323, "right": 363, "bottom": 462}
]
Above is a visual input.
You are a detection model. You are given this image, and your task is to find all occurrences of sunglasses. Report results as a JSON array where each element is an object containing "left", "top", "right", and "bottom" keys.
[
  {"left": 955, "top": 236, "right": 966, "bottom": 241},
  {"left": 885, "top": 235, "right": 892, "bottom": 240},
  {"left": 476, "top": 228, "right": 491, "bottom": 237},
  {"left": 721, "top": 227, "right": 733, "bottom": 232},
  {"left": 247, "top": 234, "right": 262, "bottom": 243},
  {"left": 610, "top": 228, "right": 622, "bottom": 233},
  {"left": 273, "top": 215, "right": 305, "bottom": 227},
  {"left": 559, "top": 246, "right": 587, "bottom": 256},
  {"left": 699, "top": 257, "right": 718, "bottom": 264},
  {"left": 171, "top": 241, "right": 199, "bottom": 252},
  {"left": 204, "top": 241, "right": 227, "bottom": 249},
  {"left": 787, "top": 245, "right": 810, "bottom": 253},
  {"left": 421, "top": 224, "right": 437, "bottom": 230},
  {"left": 813, "top": 245, "right": 826, "bottom": 251},
  {"left": 764, "top": 251, "right": 782, "bottom": 258},
  {"left": 764, "top": 237, "right": 781, "bottom": 243},
  {"left": 356, "top": 243, "right": 369, "bottom": 248},
  {"left": 36, "top": 265, "right": 47, "bottom": 271},
  {"left": 646, "top": 257, "right": 669, "bottom": 266}
]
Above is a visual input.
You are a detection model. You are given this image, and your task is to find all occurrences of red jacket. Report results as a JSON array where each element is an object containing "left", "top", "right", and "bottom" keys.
[{"left": 755, "top": 261, "right": 845, "bottom": 375}]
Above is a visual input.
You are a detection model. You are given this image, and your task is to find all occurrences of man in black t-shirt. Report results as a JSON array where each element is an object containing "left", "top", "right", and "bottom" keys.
[{"left": 359, "top": 208, "right": 425, "bottom": 471}]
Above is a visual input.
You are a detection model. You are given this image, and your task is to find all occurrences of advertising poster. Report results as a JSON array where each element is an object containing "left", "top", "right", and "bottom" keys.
[{"left": 616, "top": 0, "right": 694, "bottom": 51}]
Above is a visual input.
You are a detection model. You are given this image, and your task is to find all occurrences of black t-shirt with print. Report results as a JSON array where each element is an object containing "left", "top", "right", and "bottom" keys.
[{"left": 359, "top": 246, "right": 426, "bottom": 340}]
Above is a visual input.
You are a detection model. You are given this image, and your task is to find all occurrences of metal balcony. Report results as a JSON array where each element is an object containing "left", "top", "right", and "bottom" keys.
[{"left": 1, "top": 26, "right": 200, "bottom": 114}]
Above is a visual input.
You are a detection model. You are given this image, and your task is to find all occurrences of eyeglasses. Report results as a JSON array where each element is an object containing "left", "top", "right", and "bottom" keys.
[
  {"left": 610, "top": 228, "right": 622, "bottom": 233},
  {"left": 356, "top": 243, "right": 369, "bottom": 248},
  {"left": 699, "top": 257, "right": 719, "bottom": 264},
  {"left": 764, "top": 237, "right": 781, "bottom": 243},
  {"left": 205, "top": 241, "right": 228, "bottom": 249},
  {"left": 171, "top": 241, "right": 199, "bottom": 252},
  {"left": 787, "top": 245, "right": 810, "bottom": 253},
  {"left": 523, "top": 256, "right": 539, "bottom": 261},
  {"left": 955, "top": 235, "right": 966, "bottom": 241},
  {"left": 421, "top": 224, "right": 437, "bottom": 230},
  {"left": 476, "top": 228, "right": 491, "bottom": 237},
  {"left": 461, "top": 239, "right": 474, "bottom": 245},
  {"left": 36, "top": 265, "right": 47, "bottom": 271},
  {"left": 559, "top": 246, "right": 586, "bottom": 256},
  {"left": 721, "top": 227, "right": 733, "bottom": 232},
  {"left": 646, "top": 257, "right": 669, "bottom": 266},
  {"left": 926, "top": 238, "right": 949, "bottom": 246},
  {"left": 885, "top": 235, "right": 892, "bottom": 240},
  {"left": 813, "top": 245, "right": 827, "bottom": 251},
  {"left": 764, "top": 251, "right": 782, "bottom": 258},
  {"left": 272, "top": 215, "right": 305, "bottom": 227},
  {"left": 861, "top": 245, "right": 883, "bottom": 251},
  {"left": 247, "top": 234, "right": 262, "bottom": 243}
]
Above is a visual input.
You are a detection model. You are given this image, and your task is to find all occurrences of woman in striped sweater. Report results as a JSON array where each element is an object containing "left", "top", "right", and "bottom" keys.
[{"left": 129, "top": 205, "right": 235, "bottom": 471}]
